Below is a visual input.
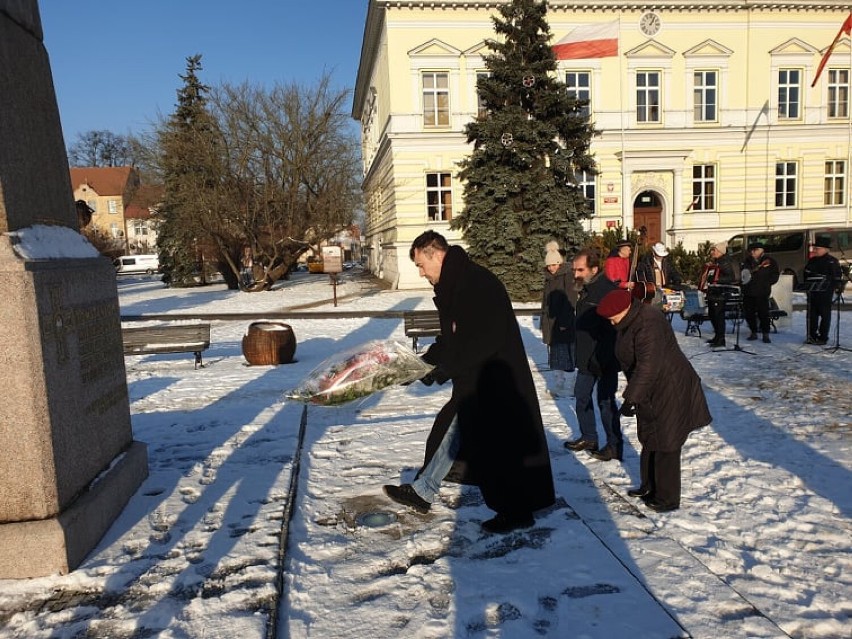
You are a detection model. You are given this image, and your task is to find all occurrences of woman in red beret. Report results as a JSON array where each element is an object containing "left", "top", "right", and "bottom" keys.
[{"left": 596, "top": 289, "right": 711, "bottom": 512}]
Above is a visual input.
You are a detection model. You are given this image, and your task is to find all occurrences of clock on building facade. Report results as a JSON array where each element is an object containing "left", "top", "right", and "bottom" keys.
[{"left": 640, "top": 12, "right": 661, "bottom": 37}]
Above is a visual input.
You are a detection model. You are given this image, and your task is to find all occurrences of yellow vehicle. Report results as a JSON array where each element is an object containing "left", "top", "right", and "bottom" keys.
[{"left": 306, "top": 256, "right": 324, "bottom": 273}]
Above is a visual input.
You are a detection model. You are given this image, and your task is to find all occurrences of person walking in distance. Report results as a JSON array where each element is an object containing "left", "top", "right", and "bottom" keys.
[
  {"left": 564, "top": 248, "right": 623, "bottom": 462},
  {"left": 541, "top": 242, "right": 577, "bottom": 397},
  {"left": 740, "top": 242, "right": 780, "bottom": 343},
  {"left": 383, "top": 231, "right": 555, "bottom": 534},
  {"left": 596, "top": 289, "right": 711, "bottom": 512}
]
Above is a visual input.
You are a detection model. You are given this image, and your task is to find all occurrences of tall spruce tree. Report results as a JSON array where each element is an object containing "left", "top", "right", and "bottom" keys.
[
  {"left": 157, "top": 55, "right": 221, "bottom": 286},
  {"left": 452, "top": 0, "right": 597, "bottom": 300}
]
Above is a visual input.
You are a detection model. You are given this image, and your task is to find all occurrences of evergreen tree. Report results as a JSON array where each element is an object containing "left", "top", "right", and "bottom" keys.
[
  {"left": 452, "top": 0, "right": 597, "bottom": 300},
  {"left": 156, "top": 55, "right": 222, "bottom": 286}
]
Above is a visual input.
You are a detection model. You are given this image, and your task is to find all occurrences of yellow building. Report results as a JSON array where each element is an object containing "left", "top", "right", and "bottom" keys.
[{"left": 353, "top": 0, "right": 852, "bottom": 289}]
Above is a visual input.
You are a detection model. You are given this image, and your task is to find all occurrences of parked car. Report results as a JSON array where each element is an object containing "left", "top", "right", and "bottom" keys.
[
  {"left": 727, "top": 227, "right": 851, "bottom": 286},
  {"left": 114, "top": 254, "right": 160, "bottom": 275}
]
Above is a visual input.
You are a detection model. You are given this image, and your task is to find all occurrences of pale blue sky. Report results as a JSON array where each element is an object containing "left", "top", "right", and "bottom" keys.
[{"left": 39, "top": 0, "right": 369, "bottom": 146}]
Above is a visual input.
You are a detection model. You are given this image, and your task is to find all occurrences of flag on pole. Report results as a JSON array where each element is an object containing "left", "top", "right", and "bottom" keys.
[
  {"left": 553, "top": 21, "right": 619, "bottom": 60},
  {"left": 811, "top": 12, "right": 852, "bottom": 88}
]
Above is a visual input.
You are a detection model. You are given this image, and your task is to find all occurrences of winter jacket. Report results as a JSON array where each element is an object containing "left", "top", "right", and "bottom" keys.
[
  {"left": 803, "top": 253, "right": 844, "bottom": 302},
  {"left": 614, "top": 302, "right": 711, "bottom": 451},
  {"left": 634, "top": 254, "right": 683, "bottom": 290},
  {"left": 420, "top": 246, "right": 555, "bottom": 514},
  {"left": 603, "top": 255, "right": 632, "bottom": 289},
  {"left": 741, "top": 252, "right": 780, "bottom": 298},
  {"left": 540, "top": 263, "right": 577, "bottom": 346},
  {"left": 574, "top": 272, "right": 619, "bottom": 376}
]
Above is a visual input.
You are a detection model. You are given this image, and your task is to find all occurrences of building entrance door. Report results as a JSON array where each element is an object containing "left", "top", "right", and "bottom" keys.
[{"left": 633, "top": 190, "right": 663, "bottom": 245}]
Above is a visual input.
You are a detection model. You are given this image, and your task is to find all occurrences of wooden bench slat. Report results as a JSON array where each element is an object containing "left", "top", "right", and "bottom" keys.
[
  {"left": 403, "top": 311, "right": 441, "bottom": 352},
  {"left": 122, "top": 323, "right": 211, "bottom": 368}
]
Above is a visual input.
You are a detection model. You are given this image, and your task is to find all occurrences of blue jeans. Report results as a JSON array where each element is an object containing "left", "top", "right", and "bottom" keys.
[
  {"left": 574, "top": 368, "right": 622, "bottom": 451},
  {"left": 412, "top": 415, "right": 460, "bottom": 502}
]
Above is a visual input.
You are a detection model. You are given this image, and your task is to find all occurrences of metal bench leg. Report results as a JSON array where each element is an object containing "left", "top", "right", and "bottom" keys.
[{"left": 194, "top": 351, "right": 203, "bottom": 369}]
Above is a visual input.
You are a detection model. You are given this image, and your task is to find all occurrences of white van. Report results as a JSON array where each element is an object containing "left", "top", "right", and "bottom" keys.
[{"left": 114, "top": 254, "right": 160, "bottom": 275}]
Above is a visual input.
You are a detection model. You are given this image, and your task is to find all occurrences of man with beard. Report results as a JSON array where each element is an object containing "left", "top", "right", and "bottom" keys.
[
  {"left": 564, "top": 248, "right": 623, "bottom": 462},
  {"left": 383, "top": 231, "right": 555, "bottom": 533}
]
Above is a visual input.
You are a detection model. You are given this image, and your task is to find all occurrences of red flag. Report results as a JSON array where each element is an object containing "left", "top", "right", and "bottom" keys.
[
  {"left": 811, "top": 13, "right": 852, "bottom": 88},
  {"left": 553, "top": 21, "right": 619, "bottom": 60}
]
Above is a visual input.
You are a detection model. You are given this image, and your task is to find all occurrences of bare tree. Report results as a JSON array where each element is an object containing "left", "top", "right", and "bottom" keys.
[{"left": 68, "top": 130, "right": 135, "bottom": 167}]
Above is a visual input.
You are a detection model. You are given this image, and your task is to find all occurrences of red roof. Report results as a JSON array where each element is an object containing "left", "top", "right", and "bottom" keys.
[{"left": 70, "top": 166, "right": 136, "bottom": 197}]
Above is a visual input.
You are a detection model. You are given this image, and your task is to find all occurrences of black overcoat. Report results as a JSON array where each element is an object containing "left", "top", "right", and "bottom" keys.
[
  {"left": 540, "top": 263, "right": 577, "bottom": 346},
  {"left": 574, "top": 272, "right": 618, "bottom": 376},
  {"left": 614, "top": 302, "right": 711, "bottom": 451},
  {"left": 420, "top": 246, "right": 555, "bottom": 514}
]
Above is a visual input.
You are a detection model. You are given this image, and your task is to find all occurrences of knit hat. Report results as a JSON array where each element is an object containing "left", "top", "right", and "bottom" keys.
[
  {"left": 713, "top": 241, "right": 728, "bottom": 253},
  {"left": 651, "top": 242, "right": 669, "bottom": 257},
  {"left": 596, "top": 289, "right": 633, "bottom": 318},
  {"left": 545, "top": 240, "right": 560, "bottom": 253},
  {"left": 545, "top": 249, "right": 564, "bottom": 266}
]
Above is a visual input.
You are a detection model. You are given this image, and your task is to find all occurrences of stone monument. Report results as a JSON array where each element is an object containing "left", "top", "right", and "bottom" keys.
[{"left": 0, "top": 0, "right": 148, "bottom": 578}]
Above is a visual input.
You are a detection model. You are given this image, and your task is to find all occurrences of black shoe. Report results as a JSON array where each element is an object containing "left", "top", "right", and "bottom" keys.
[
  {"left": 762, "top": 333, "right": 771, "bottom": 343},
  {"left": 708, "top": 338, "right": 726, "bottom": 347},
  {"left": 816, "top": 338, "right": 828, "bottom": 345},
  {"left": 806, "top": 336, "right": 819, "bottom": 345},
  {"left": 627, "top": 486, "right": 652, "bottom": 498},
  {"left": 383, "top": 484, "right": 430, "bottom": 514},
  {"left": 481, "top": 512, "right": 534, "bottom": 534},
  {"left": 747, "top": 332, "right": 758, "bottom": 341},
  {"left": 588, "top": 445, "right": 622, "bottom": 462},
  {"left": 564, "top": 438, "right": 598, "bottom": 452},
  {"left": 645, "top": 500, "right": 679, "bottom": 513}
]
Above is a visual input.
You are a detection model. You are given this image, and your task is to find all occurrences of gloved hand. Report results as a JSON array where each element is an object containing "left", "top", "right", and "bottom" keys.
[
  {"left": 619, "top": 402, "right": 636, "bottom": 417},
  {"left": 421, "top": 367, "right": 449, "bottom": 386}
]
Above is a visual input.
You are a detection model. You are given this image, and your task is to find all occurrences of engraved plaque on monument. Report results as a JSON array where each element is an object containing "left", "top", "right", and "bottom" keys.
[{"left": 0, "top": 1, "right": 148, "bottom": 578}]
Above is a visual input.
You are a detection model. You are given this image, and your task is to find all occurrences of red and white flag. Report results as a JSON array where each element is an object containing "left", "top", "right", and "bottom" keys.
[
  {"left": 811, "top": 12, "right": 852, "bottom": 88},
  {"left": 553, "top": 21, "right": 619, "bottom": 60}
]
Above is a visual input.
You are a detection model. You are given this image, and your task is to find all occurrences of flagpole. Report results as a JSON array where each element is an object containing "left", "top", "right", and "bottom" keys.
[{"left": 618, "top": 13, "right": 627, "bottom": 233}]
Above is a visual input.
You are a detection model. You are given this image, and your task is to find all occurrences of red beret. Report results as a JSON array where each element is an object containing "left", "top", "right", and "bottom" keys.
[{"left": 596, "top": 289, "right": 633, "bottom": 318}]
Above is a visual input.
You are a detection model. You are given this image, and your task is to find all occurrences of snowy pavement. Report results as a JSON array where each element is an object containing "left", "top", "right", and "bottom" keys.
[{"left": 0, "top": 270, "right": 849, "bottom": 638}]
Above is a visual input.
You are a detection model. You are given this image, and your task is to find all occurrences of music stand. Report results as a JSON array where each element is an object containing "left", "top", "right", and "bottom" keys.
[
  {"left": 802, "top": 276, "right": 828, "bottom": 345},
  {"left": 715, "top": 285, "right": 754, "bottom": 355},
  {"left": 825, "top": 286, "right": 851, "bottom": 353}
]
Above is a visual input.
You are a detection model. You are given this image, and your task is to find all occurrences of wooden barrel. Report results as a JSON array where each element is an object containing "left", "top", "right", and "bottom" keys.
[{"left": 242, "top": 322, "right": 297, "bottom": 365}]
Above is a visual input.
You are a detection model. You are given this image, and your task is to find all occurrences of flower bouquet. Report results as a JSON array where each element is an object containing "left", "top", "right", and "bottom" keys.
[{"left": 286, "top": 340, "right": 434, "bottom": 406}]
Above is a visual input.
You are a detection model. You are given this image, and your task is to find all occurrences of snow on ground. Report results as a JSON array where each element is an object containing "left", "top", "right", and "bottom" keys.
[{"left": 0, "top": 269, "right": 849, "bottom": 639}]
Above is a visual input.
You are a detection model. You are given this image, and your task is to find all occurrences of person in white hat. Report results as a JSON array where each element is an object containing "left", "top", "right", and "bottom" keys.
[
  {"left": 634, "top": 241, "right": 683, "bottom": 296},
  {"left": 541, "top": 244, "right": 577, "bottom": 396}
]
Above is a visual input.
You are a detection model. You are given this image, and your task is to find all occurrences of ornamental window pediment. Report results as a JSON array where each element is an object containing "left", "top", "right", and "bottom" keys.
[
  {"left": 408, "top": 39, "right": 462, "bottom": 58},
  {"left": 625, "top": 40, "right": 676, "bottom": 59},
  {"left": 683, "top": 39, "right": 733, "bottom": 58},
  {"left": 770, "top": 38, "right": 818, "bottom": 57}
]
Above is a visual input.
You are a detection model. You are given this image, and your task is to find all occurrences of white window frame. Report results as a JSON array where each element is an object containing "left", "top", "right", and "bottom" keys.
[
  {"left": 824, "top": 160, "right": 846, "bottom": 207},
  {"left": 577, "top": 169, "right": 596, "bottom": 213},
  {"left": 828, "top": 69, "right": 850, "bottom": 119},
  {"left": 691, "top": 164, "right": 716, "bottom": 211},
  {"left": 565, "top": 71, "right": 591, "bottom": 118},
  {"left": 426, "top": 172, "right": 453, "bottom": 221},
  {"left": 777, "top": 68, "right": 801, "bottom": 120},
  {"left": 693, "top": 70, "right": 718, "bottom": 123},
  {"left": 775, "top": 161, "right": 798, "bottom": 208},
  {"left": 422, "top": 71, "right": 450, "bottom": 128},
  {"left": 636, "top": 70, "right": 661, "bottom": 123}
]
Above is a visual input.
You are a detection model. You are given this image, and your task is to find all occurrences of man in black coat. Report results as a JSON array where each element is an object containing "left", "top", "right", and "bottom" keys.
[
  {"left": 383, "top": 231, "right": 555, "bottom": 534},
  {"left": 741, "top": 242, "right": 780, "bottom": 343},
  {"left": 700, "top": 241, "right": 740, "bottom": 347},
  {"left": 803, "top": 236, "right": 844, "bottom": 345},
  {"left": 564, "top": 248, "right": 623, "bottom": 462}
]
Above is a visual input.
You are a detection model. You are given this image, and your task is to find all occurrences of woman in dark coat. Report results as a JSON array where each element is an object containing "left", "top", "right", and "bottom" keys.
[
  {"left": 396, "top": 234, "right": 555, "bottom": 532},
  {"left": 541, "top": 244, "right": 577, "bottom": 396},
  {"left": 596, "top": 289, "right": 711, "bottom": 512}
]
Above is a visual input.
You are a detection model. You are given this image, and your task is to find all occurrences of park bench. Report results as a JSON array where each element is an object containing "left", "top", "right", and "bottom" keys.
[
  {"left": 121, "top": 323, "right": 211, "bottom": 369},
  {"left": 403, "top": 311, "right": 441, "bottom": 352},
  {"left": 681, "top": 292, "right": 787, "bottom": 338}
]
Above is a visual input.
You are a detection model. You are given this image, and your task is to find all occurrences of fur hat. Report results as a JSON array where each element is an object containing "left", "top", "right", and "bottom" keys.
[
  {"left": 651, "top": 242, "right": 669, "bottom": 257},
  {"left": 545, "top": 249, "right": 564, "bottom": 266},
  {"left": 813, "top": 236, "right": 832, "bottom": 249},
  {"left": 713, "top": 241, "right": 728, "bottom": 253},
  {"left": 596, "top": 289, "right": 633, "bottom": 318}
]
